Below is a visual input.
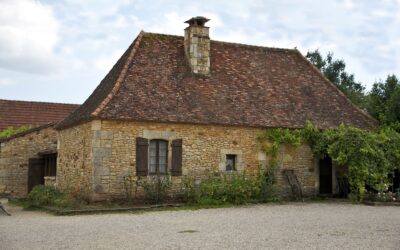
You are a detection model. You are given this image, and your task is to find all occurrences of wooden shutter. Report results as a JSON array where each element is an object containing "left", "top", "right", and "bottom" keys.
[
  {"left": 171, "top": 139, "right": 183, "bottom": 176},
  {"left": 136, "top": 137, "right": 149, "bottom": 176}
]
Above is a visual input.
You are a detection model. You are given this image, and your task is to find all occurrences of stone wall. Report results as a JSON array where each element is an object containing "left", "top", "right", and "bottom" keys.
[
  {"left": 56, "top": 122, "right": 93, "bottom": 197},
  {"left": 56, "top": 120, "right": 319, "bottom": 200},
  {"left": 0, "top": 126, "right": 57, "bottom": 197}
]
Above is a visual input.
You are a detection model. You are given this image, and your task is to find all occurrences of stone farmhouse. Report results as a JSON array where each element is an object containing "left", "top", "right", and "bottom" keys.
[{"left": 1, "top": 16, "right": 377, "bottom": 200}]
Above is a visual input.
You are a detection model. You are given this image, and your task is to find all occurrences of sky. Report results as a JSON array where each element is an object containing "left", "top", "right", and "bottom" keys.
[{"left": 0, "top": 0, "right": 399, "bottom": 104}]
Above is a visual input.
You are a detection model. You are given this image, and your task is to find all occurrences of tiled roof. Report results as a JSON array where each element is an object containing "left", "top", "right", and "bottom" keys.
[
  {"left": 0, "top": 99, "right": 79, "bottom": 131},
  {"left": 57, "top": 31, "right": 378, "bottom": 130}
]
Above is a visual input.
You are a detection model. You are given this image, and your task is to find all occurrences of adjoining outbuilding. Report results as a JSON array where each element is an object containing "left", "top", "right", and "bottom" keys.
[{"left": 0, "top": 100, "right": 78, "bottom": 197}]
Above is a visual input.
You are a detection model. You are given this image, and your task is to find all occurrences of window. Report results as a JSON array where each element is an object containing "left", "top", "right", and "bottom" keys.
[
  {"left": 149, "top": 139, "right": 168, "bottom": 174},
  {"left": 226, "top": 154, "right": 236, "bottom": 171},
  {"left": 43, "top": 153, "right": 57, "bottom": 177}
]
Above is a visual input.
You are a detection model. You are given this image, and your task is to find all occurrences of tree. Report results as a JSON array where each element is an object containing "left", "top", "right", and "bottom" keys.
[
  {"left": 367, "top": 74, "right": 400, "bottom": 124},
  {"left": 306, "top": 50, "right": 366, "bottom": 108}
]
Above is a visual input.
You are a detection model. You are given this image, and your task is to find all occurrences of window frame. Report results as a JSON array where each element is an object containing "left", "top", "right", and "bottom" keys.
[
  {"left": 149, "top": 139, "right": 169, "bottom": 175},
  {"left": 43, "top": 153, "right": 57, "bottom": 177},
  {"left": 225, "top": 154, "right": 237, "bottom": 172}
]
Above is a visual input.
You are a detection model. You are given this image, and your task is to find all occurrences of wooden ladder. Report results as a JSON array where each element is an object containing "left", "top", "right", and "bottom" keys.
[{"left": 283, "top": 169, "right": 304, "bottom": 201}]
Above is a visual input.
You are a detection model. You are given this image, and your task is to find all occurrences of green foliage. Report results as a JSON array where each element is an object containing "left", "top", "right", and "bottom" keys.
[
  {"left": 259, "top": 123, "right": 400, "bottom": 201},
  {"left": 140, "top": 175, "right": 171, "bottom": 204},
  {"left": 26, "top": 185, "right": 82, "bottom": 208},
  {"left": 367, "top": 74, "right": 400, "bottom": 124},
  {"left": 257, "top": 128, "right": 303, "bottom": 168},
  {"left": 0, "top": 125, "right": 31, "bottom": 139},
  {"left": 181, "top": 170, "right": 277, "bottom": 205},
  {"left": 306, "top": 49, "right": 366, "bottom": 108},
  {"left": 316, "top": 125, "right": 393, "bottom": 200}
]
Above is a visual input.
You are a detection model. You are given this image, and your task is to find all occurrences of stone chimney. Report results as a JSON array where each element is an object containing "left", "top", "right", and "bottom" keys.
[{"left": 184, "top": 16, "right": 210, "bottom": 75}]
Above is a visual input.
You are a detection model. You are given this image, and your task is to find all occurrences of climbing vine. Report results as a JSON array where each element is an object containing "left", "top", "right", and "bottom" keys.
[
  {"left": 257, "top": 122, "right": 400, "bottom": 201},
  {"left": 257, "top": 128, "right": 303, "bottom": 169}
]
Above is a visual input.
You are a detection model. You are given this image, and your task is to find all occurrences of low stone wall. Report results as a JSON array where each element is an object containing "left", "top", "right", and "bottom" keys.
[
  {"left": 57, "top": 120, "right": 319, "bottom": 201},
  {"left": 0, "top": 126, "right": 58, "bottom": 197},
  {"left": 44, "top": 176, "right": 57, "bottom": 188}
]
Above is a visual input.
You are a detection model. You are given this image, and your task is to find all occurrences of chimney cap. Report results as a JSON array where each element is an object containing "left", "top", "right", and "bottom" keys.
[{"left": 184, "top": 16, "right": 210, "bottom": 26}]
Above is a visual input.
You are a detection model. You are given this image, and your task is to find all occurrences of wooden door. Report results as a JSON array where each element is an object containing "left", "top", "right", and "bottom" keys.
[
  {"left": 28, "top": 158, "right": 45, "bottom": 193},
  {"left": 319, "top": 157, "right": 332, "bottom": 194}
]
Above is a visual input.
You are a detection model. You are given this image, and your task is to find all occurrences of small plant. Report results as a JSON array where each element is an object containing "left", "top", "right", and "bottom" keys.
[
  {"left": 123, "top": 175, "right": 142, "bottom": 204},
  {"left": 181, "top": 176, "right": 197, "bottom": 203},
  {"left": 365, "top": 191, "right": 399, "bottom": 203},
  {"left": 140, "top": 174, "right": 171, "bottom": 204},
  {"left": 0, "top": 125, "right": 31, "bottom": 139}
]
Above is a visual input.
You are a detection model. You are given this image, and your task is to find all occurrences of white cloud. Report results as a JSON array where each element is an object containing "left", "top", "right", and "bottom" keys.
[
  {"left": 0, "top": 0, "right": 61, "bottom": 74},
  {"left": 342, "top": 0, "right": 355, "bottom": 10},
  {"left": 144, "top": 10, "right": 224, "bottom": 36},
  {"left": 0, "top": 0, "right": 399, "bottom": 102},
  {"left": 0, "top": 78, "right": 15, "bottom": 86}
]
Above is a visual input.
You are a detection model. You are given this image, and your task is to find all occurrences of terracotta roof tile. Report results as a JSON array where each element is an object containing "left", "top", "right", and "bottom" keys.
[
  {"left": 0, "top": 99, "right": 79, "bottom": 131},
  {"left": 57, "top": 32, "right": 378, "bottom": 130}
]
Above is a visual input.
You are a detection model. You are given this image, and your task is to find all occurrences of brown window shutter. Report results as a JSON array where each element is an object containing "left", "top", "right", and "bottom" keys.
[
  {"left": 171, "top": 139, "right": 183, "bottom": 176},
  {"left": 136, "top": 137, "right": 149, "bottom": 176}
]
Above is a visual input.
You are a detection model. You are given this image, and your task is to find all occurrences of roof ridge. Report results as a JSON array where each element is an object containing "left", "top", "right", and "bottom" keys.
[
  {"left": 91, "top": 30, "right": 145, "bottom": 117},
  {"left": 211, "top": 39, "right": 297, "bottom": 52},
  {"left": 143, "top": 31, "right": 297, "bottom": 52},
  {"left": 293, "top": 49, "right": 379, "bottom": 128},
  {"left": 143, "top": 31, "right": 182, "bottom": 39},
  {"left": 0, "top": 98, "right": 79, "bottom": 106}
]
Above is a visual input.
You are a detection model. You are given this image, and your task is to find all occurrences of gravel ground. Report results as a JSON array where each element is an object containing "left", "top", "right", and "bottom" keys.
[{"left": 0, "top": 200, "right": 399, "bottom": 250}]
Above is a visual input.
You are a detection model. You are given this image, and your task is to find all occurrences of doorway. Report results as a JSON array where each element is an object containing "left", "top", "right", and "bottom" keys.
[
  {"left": 28, "top": 158, "right": 45, "bottom": 193},
  {"left": 319, "top": 157, "right": 333, "bottom": 194}
]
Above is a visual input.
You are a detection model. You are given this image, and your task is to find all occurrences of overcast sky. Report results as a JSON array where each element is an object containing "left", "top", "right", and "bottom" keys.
[{"left": 0, "top": 0, "right": 399, "bottom": 104}]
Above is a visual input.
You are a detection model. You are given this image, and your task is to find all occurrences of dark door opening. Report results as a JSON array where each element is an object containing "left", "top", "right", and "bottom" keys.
[
  {"left": 392, "top": 169, "right": 400, "bottom": 193},
  {"left": 319, "top": 157, "right": 332, "bottom": 194},
  {"left": 28, "top": 158, "right": 45, "bottom": 193}
]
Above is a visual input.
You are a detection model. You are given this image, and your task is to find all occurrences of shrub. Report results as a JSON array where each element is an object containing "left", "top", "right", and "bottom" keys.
[
  {"left": 27, "top": 185, "right": 72, "bottom": 208},
  {"left": 181, "top": 169, "right": 277, "bottom": 205},
  {"left": 26, "top": 185, "right": 87, "bottom": 208},
  {"left": 140, "top": 175, "right": 171, "bottom": 204},
  {"left": 256, "top": 167, "right": 278, "bottom": 202}
]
